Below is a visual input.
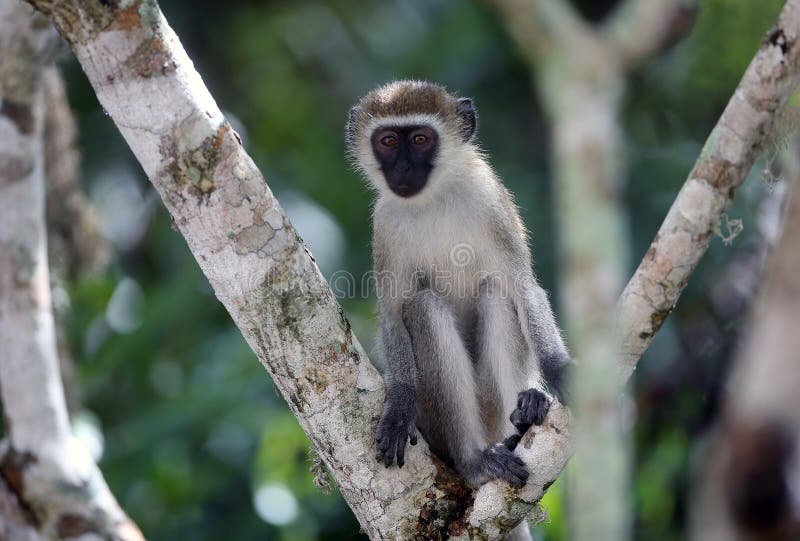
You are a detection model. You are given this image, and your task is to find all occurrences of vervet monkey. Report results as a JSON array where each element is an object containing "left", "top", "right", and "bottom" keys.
[{"left": 346, "top": 80, "right": 572, "bottom": 539}]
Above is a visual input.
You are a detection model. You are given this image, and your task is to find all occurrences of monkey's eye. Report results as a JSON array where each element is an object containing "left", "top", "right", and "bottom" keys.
[
  {"left": 411, "top": 134, "right": 428, "bottom": 146},
  {"left": 380, "top": 134, "right": 398, "bottom": 148}
]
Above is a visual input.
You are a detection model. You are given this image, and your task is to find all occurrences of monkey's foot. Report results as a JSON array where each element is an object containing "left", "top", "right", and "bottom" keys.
[
  {"left": 480, "top": 443, "right": 529, "bottom": 487},
  {"left": 510, "top": 388, "right": 551, "bottom": 434},
  {"left": 375, "top": 410, "right": 418, "bottom": 468}
]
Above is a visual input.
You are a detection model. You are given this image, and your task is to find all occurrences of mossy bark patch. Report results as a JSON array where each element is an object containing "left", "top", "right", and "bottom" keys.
[{"left": 124, "top": 36, "right": 177, "bottom": 78}]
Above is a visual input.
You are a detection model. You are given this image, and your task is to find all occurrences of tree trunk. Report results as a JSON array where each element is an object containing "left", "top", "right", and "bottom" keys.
[{"left": 0, "top": 2, "right": 142, "bottom": 539}]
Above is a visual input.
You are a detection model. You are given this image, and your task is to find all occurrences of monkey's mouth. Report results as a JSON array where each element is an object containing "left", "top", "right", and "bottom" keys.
[
  {"left": 384, "top": 173, "right": 428, "bottom": 198},
  {"left": 393, "top": 183, "right": 413, "bottom": 197}
]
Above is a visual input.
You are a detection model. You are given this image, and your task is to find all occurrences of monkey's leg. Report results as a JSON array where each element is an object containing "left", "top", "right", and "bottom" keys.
[
  {"left": 509, "top": 278, "right": 579, "bottom": 438},
  {"left": 475, "top": 280, "right": 531, "bottom": 444},
  {"left": 403, "top": 289, "right": 528, "bottom": 487}
]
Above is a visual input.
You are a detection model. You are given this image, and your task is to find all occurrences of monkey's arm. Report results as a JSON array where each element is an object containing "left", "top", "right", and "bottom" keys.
[
  {"left": 374, "top": 306, "right": 418, "bottom": 468},
  {"left": 507, "top": 280, "right": 572, "bottom": 440},
  {"left": 521, "top": 280, "right": 573, "bottom": 405}
]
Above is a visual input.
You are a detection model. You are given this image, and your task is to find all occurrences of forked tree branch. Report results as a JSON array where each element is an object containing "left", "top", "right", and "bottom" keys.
[
  {"left": 486, "top": 0, "right": 593, "bottom": 61},
  {"left": 489, "top": 0, "right": 696, "bottom": 73},
  {"left": 17, "top": 0, "right": 800, "bottom": 539},
  {"left": 601, "top": 0, "right": 698, "bottom": 70}
]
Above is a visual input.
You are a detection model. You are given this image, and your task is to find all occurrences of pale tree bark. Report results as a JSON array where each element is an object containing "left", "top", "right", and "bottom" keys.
[
  {"left": 618, "top": 0, "right": 800, "bottom": 381},
  {"left": 18, "top": 1, "right": 569, "bottom": 539},
  {"left": 41, "top": 66, "right": 111, "bottom": 413},
  {"left": 16, "top": 0, "right": 800, "bottom": 539},
  {"left": 690, "top": 148, "right": 800, "bottom": 541},
  {"left": 0, "top": 2, "right": 142, "bottom": 539},
  {"left": 487, "top": 0, "right": 698, "bottom": 538},
  {"left": 43, "top": 66, "right": 110, "bottom": 281}
]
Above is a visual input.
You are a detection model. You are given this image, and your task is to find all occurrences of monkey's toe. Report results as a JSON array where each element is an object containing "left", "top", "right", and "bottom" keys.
[
  {"left": 481, "top": 443, "right": 529, "bottom": 488},
  {"left": 510, "top": 388, "right": 551, "bottom": 434},
  {"left": 503, "top": 433, "right": 522, "bottom": 451}
]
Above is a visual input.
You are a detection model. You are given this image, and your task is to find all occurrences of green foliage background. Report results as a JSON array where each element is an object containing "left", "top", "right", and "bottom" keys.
[{"left": 56, "top": 0, "right": 785, "bottom": 539}]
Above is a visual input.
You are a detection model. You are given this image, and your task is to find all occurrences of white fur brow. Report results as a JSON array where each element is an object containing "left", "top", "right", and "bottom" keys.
[{"left": 365, "top": 114, "right": 447, "bottom": 137}]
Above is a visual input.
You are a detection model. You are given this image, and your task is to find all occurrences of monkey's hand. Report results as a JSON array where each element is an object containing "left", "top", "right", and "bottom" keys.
[
  {"left": 510, "top": 388, "right": 551, "bottom": 435},
  {"left": 480, "top": 443, "right": 529, "bottom": 488},
  {"left": 375, "top": 402, "right": 417, "bottom": 468}
]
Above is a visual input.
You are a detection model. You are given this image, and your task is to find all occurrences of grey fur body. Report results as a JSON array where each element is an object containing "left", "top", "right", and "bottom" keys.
[{"left": 346, "top": 81, "right": 571, "bottom": 539}]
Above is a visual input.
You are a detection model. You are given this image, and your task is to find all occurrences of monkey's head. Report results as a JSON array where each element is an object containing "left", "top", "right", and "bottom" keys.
[{"left": 346, "top": 80, "right": 477, "bottom": 199}]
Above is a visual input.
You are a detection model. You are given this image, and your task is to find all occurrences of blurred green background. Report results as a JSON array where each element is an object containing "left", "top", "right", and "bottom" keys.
[{"left": 54, "top": 0, "right": 786, "bottom": 539}]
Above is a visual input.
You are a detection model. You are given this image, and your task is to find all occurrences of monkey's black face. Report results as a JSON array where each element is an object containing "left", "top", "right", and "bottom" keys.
[{"left": 371, "top": 125, "right": 438, "bottom": 198}]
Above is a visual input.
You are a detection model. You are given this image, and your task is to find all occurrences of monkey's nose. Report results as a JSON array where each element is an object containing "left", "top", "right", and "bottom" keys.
[{"left": 394, "top": 161, "right": 411, "bottom": 174}]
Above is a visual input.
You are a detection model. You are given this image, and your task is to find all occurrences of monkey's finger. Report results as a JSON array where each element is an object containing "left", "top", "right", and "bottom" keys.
[
  {"left": 500, "top": 467, "right": 527, "bottom": 488},
  {"left": 378, "top": 434, "right": 392, "bottom": 453},
  {"left": 503, "top": 433, "right": 521, "bottom": 451},
  {"left": 522, "top": 390, "right": 535, "bottom": 410},
  {"left": 510, "top": 410, "right": 532, "bottom": 434},
  {"left": 512, "top": 470, "right": 530, "bottom": 487},
  {"left": 397, "top": 440, "right": 406, "bottom": 468},
  {"left": 533, "top": 398, "right": 548, "bottom": 425},
  {"left": 508, "top": 458, "right": 528, "bottom": 479},
  {"left": 532, "top": 391, "right": 552, "bottom": 425},
  {"left": 523, "top": 389, "right": 534, "bottom": 405},
  {"left": 383, "top": 438, "right": 396, "bottom": 468},
  {"left": 408, "top": 425, "right": 418, "bottom": 445},
  {"left": 502, "top": 458, "right": 529, "bottom": 486}
]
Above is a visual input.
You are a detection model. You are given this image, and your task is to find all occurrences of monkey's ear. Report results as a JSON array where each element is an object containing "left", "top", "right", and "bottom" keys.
[{"left": 456, "top": 97, "right": 477, "bottom": 141}]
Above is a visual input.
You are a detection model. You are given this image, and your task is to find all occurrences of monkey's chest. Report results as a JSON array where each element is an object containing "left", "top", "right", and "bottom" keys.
[
  {"left": 387, "top": 207, "right": 511, "bottom": 308},
  {"left": 413, "top": 236, "right": 507, "bottom": 316}
]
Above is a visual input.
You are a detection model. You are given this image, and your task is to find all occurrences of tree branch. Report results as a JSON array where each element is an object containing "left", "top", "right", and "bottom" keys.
[
  {"left": 487, "top": 0, "right": 594, "bottom": 61},
  {"left": 601, "top": 0, "right": 698, "bottom": 70},
  {"left": 617, "top": 0, "right": 800, "bottom": 382},
  {"left": 0, "top": 2, "right": 142, "bottom": 538},
  {"left": 20, "top": 0, "right": 800, "bottom": 538}
]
